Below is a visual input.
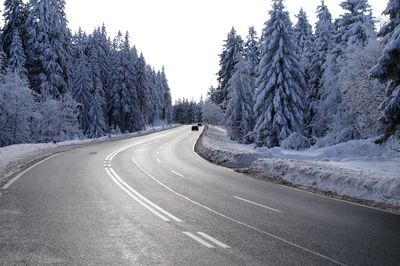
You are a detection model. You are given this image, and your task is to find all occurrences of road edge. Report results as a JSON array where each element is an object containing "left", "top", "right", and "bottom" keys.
[{"left": 194, "top": 125, "right": 400, "bottom": 215}]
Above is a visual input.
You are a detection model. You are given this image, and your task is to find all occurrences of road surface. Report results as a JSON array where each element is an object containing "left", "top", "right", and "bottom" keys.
[{"left": 1, "top": 126, "right": 399, "bottom": 265}]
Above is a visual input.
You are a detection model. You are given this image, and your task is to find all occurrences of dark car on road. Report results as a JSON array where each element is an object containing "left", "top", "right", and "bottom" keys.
[
  {"left": 191, "top": 125, "right": 199, "bottom": 131},
  {"left": 198, "top": 123, "right": 203, "bottom": 127}
]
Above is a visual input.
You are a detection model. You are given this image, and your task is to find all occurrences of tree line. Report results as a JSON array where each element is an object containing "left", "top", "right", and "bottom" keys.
[
  {"left": 0, "top": 0, "right": 172, "bottom": 147},
  {"left": 206, "top": 0, "right": 400, "bottom": 149}
]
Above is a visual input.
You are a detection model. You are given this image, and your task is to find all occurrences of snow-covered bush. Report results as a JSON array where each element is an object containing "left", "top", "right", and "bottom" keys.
[{"left": 281, "top": 132, "right": 311, "bottom": 150}]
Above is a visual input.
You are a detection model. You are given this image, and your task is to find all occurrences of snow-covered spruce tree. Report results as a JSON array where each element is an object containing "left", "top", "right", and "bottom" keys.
[
  {"left": 294, "top": 8, "right": 314, "bottom": 82},
  {"left": 87, "top": 44, "right": 107, "bottom": 138},
  {"left": 2, "top": 0, "right": 28, "bottom": 62},
  {"left": 87, "top": 85, "right": 106, "bottom": 138},
  {"left": 88, "top": 25, "right": 112, "bottom": 130},
  {"left": 244, "top": 26, "right": 260, "bottom": 79},
  {"left": 309, "top": 0, "right": 335, "bottom": 107},
  {"left": 7, "top": 29, "right": 28, "bottom": 79},
  {"left": 370, "top": 0, "right": 400, "bottom": 142},
  {"left": 125, "top": 43, "right": 144, "bottom": 132},
  {"left": 216, "top": 27, "right": 243, "bottom": 109},
  {"left": 159, "top": 67, "right": 173, "bottom": 122},
  {"left": 71, "top": 42, "right": 92, "bottom": 134},
  {"left": 147, "top": 67, "right": 162, "bottom": 126},
  {"left": 109, "top": 31, "right": 131, "bottom": 133},
  {"left": 308, "top": 0, "right": 336, "bottom": 138},
  {"left": 225, "top": 54, "right": 254, "bottom": 143},
  {"left": 207, "top": 86, "right": 219, "bottom": 104},
  {"left": 254, "top": 0, "right": 309, "bottom": 149},
  {"left": 337, "top": 0, "right": 375, "bottom": 48},
  {"left": 134, "top": 52, "right": 151, "bottom": 127},
  {"left": 25, "top": 0, "right": 72, "bottom": 98}
]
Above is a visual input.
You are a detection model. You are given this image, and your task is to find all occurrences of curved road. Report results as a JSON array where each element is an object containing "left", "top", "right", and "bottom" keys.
[{"left": 1, "top": 126, "right": 399, "bottom": 265}]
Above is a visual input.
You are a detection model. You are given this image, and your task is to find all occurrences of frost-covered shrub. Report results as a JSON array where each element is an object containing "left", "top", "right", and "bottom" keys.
[
  {"left": 202, "top": 100, "right": 224, "bottom": 126},
  {"left": 282, "top": 132, "right": 311, "bottom": 150}
]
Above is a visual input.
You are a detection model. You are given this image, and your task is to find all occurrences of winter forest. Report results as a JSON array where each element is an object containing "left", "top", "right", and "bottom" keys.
[
  {"left": 200, "top": 0, "right": 400, "bottom": 149},
  {"left": 0, "top": 0, "right": 172, "bottom": 147}
]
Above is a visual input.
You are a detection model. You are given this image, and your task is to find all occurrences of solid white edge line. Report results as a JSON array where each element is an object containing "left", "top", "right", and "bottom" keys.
[
  {"left": 197, "top": 232, "right": 230, "bottom": 248},
  {"left": 2, "top": 154, "right": 61, "bottom": 190},
  {"left": 234, "top": 196, "right": 282, "bottom": 213},
  {"left": 105, "top": 168, "right": 170, "bottom": 222},
  {"left": 109, "top": 168, "right": 182, "bottom": 222},
  {"left": 130, "top": 156, "right": 347, "bottom": 266},
  {"left": 183, "top": 232, "right": 215, "bottom": 248},
  {"left": 171, "top": 170, "right": 184, "bottom": 178}
]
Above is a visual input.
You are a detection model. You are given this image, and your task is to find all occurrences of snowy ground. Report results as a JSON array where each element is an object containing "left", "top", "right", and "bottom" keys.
[
  {"left": 195, "top": 126, "right": 400, "bottom": 208},
  {"left": 0, "top": 125, "right": 178, "bottom": 187}
]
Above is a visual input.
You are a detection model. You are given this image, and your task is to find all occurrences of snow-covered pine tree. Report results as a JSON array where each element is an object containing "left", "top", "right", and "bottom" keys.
[
  {"left": 308, "top": 0, "right": 335, "bottom": 138},
  {"left": 225, "top": 54, "right": 254, "bottom": 143},
  {"left": 7, "top": 29, "right": 28, "bottom": 79},
  {"left": 294, "top": 8, "right": 314, "bottom": 82},
  {"left": 2, "top": 0, "right": 28, "bottom": 61},
  {"left": 216, "top": 27, "right": 243, "bottom": 109},
  {"left": 26, "top": 0, "right": 72, "bottom": 97},
  {"left": 254, "top": 0, "right": 309, "bottom": 148},
  {"left": 370, "top": 0, "right": 400, "bottom": 142}
]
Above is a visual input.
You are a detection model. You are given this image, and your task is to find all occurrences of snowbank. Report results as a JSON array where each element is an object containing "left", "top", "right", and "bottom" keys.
[
  {"left": 195, "top": 125, "right": 400, "bottom": 208},
  {"left": 0, "top": 125, "right": 179, "bottom": 187}
]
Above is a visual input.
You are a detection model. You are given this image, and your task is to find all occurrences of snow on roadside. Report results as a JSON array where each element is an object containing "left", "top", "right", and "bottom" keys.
[
  {"left": 196, "top": 126, "right": 400, "bottom": 207},
  {"left": 0, "top": 125, "right": 178, "bottom": 186}
]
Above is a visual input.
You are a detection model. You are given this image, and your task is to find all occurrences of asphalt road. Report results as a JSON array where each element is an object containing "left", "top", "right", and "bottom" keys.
[{"left": 1, "top": 126, "right": 399, "bottom": 265}]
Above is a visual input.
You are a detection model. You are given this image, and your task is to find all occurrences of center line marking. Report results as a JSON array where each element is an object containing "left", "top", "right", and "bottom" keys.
[
  {"left": 107, "top": 168, "right": 182, "bottom": 222},
  {"left": 183, "top": 232, "right": 214, "bottom": 248},
  {"left": 234, "top": 196, "right": 282, "bottom": 213},
  {"left": 171, "top": 170, "right": 184, "bottom": 178},
  {"left": 197, "top": 232, "right": 230, "bottom": 248}
]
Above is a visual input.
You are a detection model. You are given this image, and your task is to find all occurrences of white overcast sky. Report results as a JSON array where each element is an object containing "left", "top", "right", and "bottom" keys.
[{"left": 63, "top": 0, "right": 387, "bottom": 102}]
